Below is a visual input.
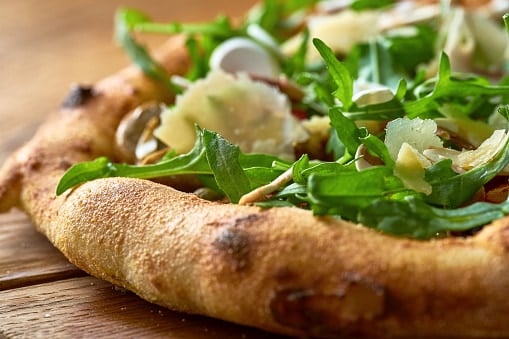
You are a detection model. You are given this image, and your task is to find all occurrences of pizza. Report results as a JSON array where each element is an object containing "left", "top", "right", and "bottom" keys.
[{"left": 1, "top": 0, "right": 509, "bottom": 337}]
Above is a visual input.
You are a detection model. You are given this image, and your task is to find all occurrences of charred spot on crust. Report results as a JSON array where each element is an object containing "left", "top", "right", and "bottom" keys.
[
  {"left": 270, "top": 273, "right": 385, "bottom": 336},
  {"left": 212, "top": 226, "right": 251, "bottom": 272},
  {"left": 61, "top": 84, "right": 96, "bottom": 108},
  {"left": 211, "top": 214, "right": 260, "bottom": 272},
  {"left": 58, "top": 159, "right": 73, "bottom": 171}
]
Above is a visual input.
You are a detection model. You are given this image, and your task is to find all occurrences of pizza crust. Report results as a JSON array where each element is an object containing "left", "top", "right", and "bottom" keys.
[{"left": 1, "top": 35, "right": 509, "bottom": 338}]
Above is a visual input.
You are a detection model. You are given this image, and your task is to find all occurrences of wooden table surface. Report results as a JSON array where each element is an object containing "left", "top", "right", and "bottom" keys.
[{"left": 0, "top": 1, "right": 287, "bottom": 337}]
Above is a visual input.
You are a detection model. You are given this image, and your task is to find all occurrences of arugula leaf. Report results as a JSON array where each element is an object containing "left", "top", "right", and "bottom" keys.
[
  {"left": 132, "top": 15, "right": 236, "bottom": 38},
  {"left": 344, "top": 96, "right": 405, "bottom": 121},
  {"left": 350, "top": 0, "right": 394, "bottom": 11},
  {"left": 404, "top": 53, "right": 509, "bottom": 118},
  {"left": 56, "top": 129, "right": 211, "bottom": 195},
  {"left": 282, "top": 28, "right": 310, "bottom": 77},
  {"left": 498, "top": 104, "right": 509, "bottom": 122},
  {"left": 308, "top": 166, "right": 408, "bottom": 220},
  {"left": 249, "top": 0, "right": 282, "bottom": 35},
  {"left": 291, "top": 155, "right": 310, "bottom": 185},
  {"left": 130, "top": 15, "right": 238, "bottom": 39},
  {"left": 246, "top": 0, "right": 319, "bottom": 40},
  {"left": 185, "top": 37, "right": 209, "bottom": 81},
  {"left": 360, "top": 133, "right": 394, "bottom": 167},
  {"left": 329, "top": 107, "right": 364, "bottom": 156},
  {"left": 366, "top": 39, "right": 401, "bottom": 88},
  {"left": 202, "top": 130, "right": 252, "bottom": 203},
  {"left": 56, "top": 157, "right": 115, "bottom": 196},
  {"left": 115, "top": 9, "right": 176, "bottom": 90},
  {"left": 378, "top": 25, "right": 436, "bottom": 80},
  {"left": 359, "top": 197, "right": 509, "bottom": 239},
  {"left": 425, "top": 134, "right": 509, "bottom": 208},
  {"left": 313, "top": 38, "right": 354, "bottom": 110}
]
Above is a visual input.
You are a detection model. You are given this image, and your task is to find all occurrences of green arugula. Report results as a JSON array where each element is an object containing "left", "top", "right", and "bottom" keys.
[
  {"left": 313, "top": 38, "right": 354, "bottom": 111},
  {"left": 202, "top": 130, "right": 251, "bottom": 203},
  {"left": 424, "top": 135, "right": 509, "bottom": 208},
  {"left": 58, "top": 5, "right": 509, "bottom": 240},
  {"left": 57, "top": 128, "right": 284, "bottom": 200},
  {"left": 115, "top": 9, "right": 177, "bottom": 91},
  {"left": 56, "top": 128, "right": 211, "bottom": 195},
  {"left": 404, "top": 53, "right": 509, "bottom": 119},
  {"left": 350, "top": 0, "right": 394, "bottom": 11},
  {"left": 358, "top": 197, "right": 509, "bottom": 239}
]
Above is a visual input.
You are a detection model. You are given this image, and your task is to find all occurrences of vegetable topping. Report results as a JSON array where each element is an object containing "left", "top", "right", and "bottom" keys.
[{"left": 58, "top": 0, "right": 509, "bottom": 239}]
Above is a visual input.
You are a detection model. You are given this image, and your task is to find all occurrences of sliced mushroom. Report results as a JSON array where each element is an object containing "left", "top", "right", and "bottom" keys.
[
  {"left": 209, "top": 36, "right": 281, "bottom": 77},
  {"left": 116, "top": 102, "right": 165, "bottom": 163}
]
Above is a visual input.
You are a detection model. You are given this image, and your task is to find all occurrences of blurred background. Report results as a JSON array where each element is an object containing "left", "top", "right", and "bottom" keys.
[{"left": 0, "top": 0, "right": 257, "bottom": 162}]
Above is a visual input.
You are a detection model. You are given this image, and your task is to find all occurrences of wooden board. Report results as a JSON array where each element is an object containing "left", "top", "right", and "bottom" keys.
[
  {"left": 0, "top": 210, "right": 84, "bottom": 290},
  {"left": 0, "top": 276, "right": 284, "bottom": 338}
]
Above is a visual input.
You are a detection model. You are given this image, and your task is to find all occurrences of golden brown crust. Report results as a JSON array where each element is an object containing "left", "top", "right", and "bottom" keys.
[{"left": 1, "top": 35, "right": 509, "bottom": 338}]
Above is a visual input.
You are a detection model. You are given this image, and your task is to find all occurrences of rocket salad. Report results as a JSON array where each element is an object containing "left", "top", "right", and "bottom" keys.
[{"left": 57, "top": 0, "right": 509, "bottom": 239}]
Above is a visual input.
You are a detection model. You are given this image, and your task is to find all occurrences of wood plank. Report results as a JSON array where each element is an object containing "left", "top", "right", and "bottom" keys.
[
  {"left": 0, "top": 210, "right": 85, "bottom": 290},
  {"left": 0, "top": 276, "right": 285, "bottom": 338}
]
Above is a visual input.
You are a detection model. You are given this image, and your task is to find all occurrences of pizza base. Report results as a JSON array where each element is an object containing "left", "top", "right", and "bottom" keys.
[{"left": 1, "top": 35, "right": 509, "bottom": 338}]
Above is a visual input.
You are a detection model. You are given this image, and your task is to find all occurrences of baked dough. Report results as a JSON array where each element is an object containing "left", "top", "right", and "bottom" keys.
[{"left": 1, "top": 35, "right": 509, "bottom": 338}]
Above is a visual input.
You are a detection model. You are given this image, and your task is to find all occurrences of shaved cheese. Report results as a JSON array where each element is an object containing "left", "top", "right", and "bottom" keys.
[
  {"left": 154, "top": 70, "right": 308, "bottom": 160},
  {"left": 456, "top": 130, "right": 509, "bottom": 170},
  {"left": 385, "top": 118, "right": 443, "bottom": 162},
  {"left": 281, "top": 10, "right": 380, "bottom": 61},
  {"left": 394, "top": 143, "right": 432, "bottom": 195}
]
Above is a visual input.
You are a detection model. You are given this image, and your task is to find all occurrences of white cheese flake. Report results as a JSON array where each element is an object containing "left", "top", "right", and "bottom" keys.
[
  {"left": 394, "top": 143, "right": 432, "bottom": 195},
  {"left": 281, "top": 9, "right": 380, "bottom": 61},
  {"left": 154, "top": 70, "right": 308, "bottom": 160},
  {"left": 456, "top": 129, "right": 508, "bottom": 170},
  {"left": 385, "top": 117, "right": 443, "bottom": 162}
]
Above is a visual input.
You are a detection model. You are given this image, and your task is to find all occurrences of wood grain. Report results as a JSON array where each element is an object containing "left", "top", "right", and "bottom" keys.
[
  {"left": 0, "top": 276, "right": 284, "bottom": 338},
  {"left": 0, "top": 210, "right": 84, "bottom": 291}
]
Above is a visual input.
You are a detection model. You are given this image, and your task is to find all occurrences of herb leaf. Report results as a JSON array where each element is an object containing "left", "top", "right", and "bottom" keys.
[
  {"left": 425, "top": 134, "right": 509, "bottom": 208},
  {"left": 115, "top": 9, "right": 175, "bottom": 89},
  {"left": 313, "top": 38, "right": 354, "bottom": 110},
  {"left": 329, "top": 107, "right": 364, "bottom": 156},
  {"left": 308, "top": 166, "right": 407, "bottom": 219},
  {"left": 202, "top": 130, "right": 251, "bottom": 203},
  {"left": 56, "top": 128, "right": 211, "bottom": 195},
  {"left": 359, "top": 197, "right": 509, "bottom": 239},
  {"left": 404, "top": 53, "right": 509, "bottom": 118}
]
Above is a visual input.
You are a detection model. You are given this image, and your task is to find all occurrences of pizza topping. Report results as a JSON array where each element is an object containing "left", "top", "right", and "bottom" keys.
[
  {"left": 209, "top": 36, "right": 280, "bottom": 77},
  {"left": 385, "top": 117, "right": 443, "bottom": 161},
  {"left": 116, "top": 102, "right": 165, "bottom": 163},
  {"left": 57, "top": 1, "right": 509, "bottom": 239},
  {"left": 282, "top": 9, "right": 380, "bottom": 61},
  {"left": 154, "top": 69, "right": 308, "bottom": 160}
]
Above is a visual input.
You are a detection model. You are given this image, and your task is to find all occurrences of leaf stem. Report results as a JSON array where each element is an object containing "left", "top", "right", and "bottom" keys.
[{"left": 239, "top": 166, "right": 294, "bottom": 205}]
